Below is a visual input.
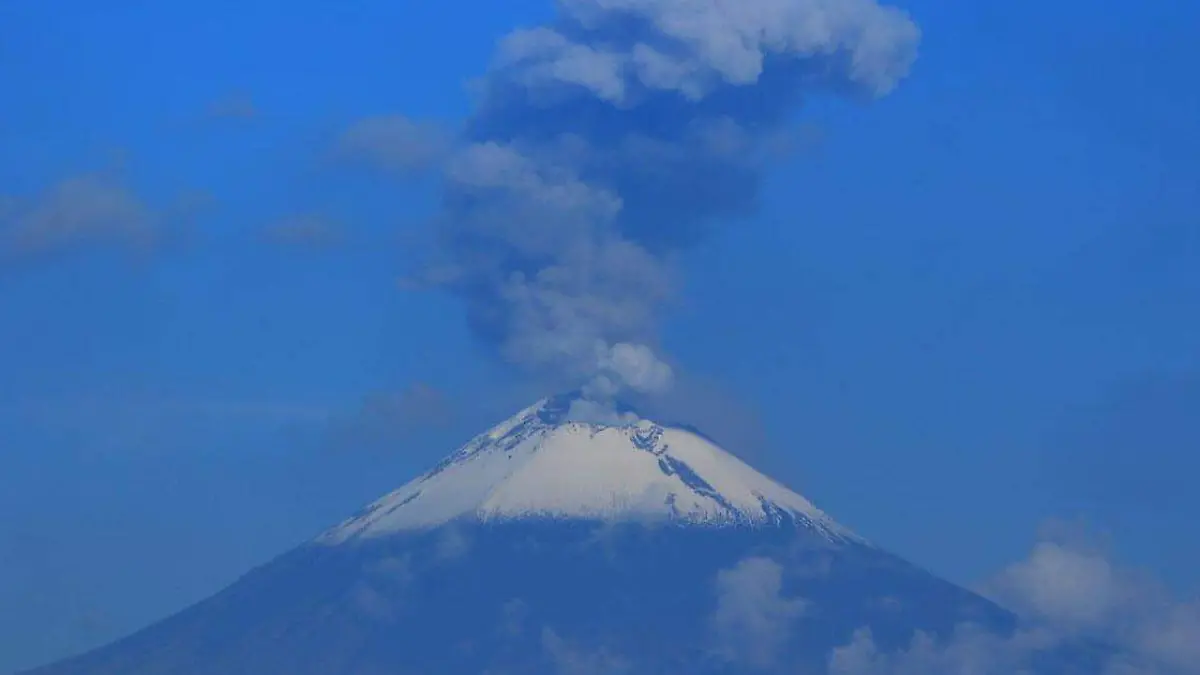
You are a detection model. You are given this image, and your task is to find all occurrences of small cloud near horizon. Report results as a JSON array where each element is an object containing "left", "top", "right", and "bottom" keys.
[
  {"left": 0, "top": 174, "right": 160, "bottom": 262},
  {"left": 325, "top": 383, "right": 456, "bottom": 453},
  {"left": 830, "top": 521, "right": 1200, "bottom": 674},
  {"left": 262, "top": 213, "right": 347, "bottom": 249},
  {"left": 333, "top": 115, "right": 453, "bottom": 175},
  {"left": 205, "top": 92, "right": 258, "bottom": 121}
]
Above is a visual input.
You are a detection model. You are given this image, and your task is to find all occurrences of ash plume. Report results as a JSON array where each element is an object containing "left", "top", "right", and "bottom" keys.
[{"left": 416, "top": 0, "right": 920, "bottom": 397}]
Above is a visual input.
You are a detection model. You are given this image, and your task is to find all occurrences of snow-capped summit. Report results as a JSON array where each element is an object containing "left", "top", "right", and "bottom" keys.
[{"left": 320, "top": 392, "right": 858, "bottom": 544}]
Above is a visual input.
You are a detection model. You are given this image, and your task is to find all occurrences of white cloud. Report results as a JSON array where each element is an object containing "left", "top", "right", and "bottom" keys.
[
  {"left": 541, "top": 627, "right": 631, "bottom": 675},
  {"left": 335, "top": 115, "right": 452, "bottom": 174},
  {"left": 828, "top": 624, "right": 1061, "bottom": 675},
  {"left": 433, "top": 526, "right": 471, "bottom": 561},
  {"left": 985, "top": 539, "right": 1131, "bottom": 633},
  {"left": 830, "top": 525, "right": 1200, "bottom": 675},
  {"left": 0, "top": 174, "right": 158, "bottom": 259},
  {"left": 711, "top": 556, "right": 809, "bottom": 668},
  {"left": 262, "top": 213, "right": 346, "bottom": 249}
]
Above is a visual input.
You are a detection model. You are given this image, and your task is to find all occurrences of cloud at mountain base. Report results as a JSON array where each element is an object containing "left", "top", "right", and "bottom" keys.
[
  {"left": 711, "top": 556, "right": 809, "bottom": 668},
  {"left": 829, "top": 524, "right": 1200, "bottom": 674}
]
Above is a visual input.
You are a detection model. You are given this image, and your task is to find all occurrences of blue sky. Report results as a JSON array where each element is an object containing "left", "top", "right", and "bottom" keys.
[{"left": 1, "top": 0, "right": 1197, "bottom": 672}]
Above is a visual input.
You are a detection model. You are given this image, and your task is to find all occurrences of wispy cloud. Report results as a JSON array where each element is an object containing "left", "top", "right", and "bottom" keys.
[
  {"left": 0, "top": 174, "right": 159, "bottom": 262},
  {"left": 324, "top": 383, "right": 455, "bottom": 452},
  {"left": 0, "top": 396, "right": 334, "bottom": 457},
  {"left": 261, "top": 213, "right": 347, "bottom": 249},
  {"left": 541, "top": 627, "right": 631, "bottom": 675},
  {"left": 333, "top": 115, "right": 453, "bottom": 174},
  {"left": 3, "top": 384, "right": 458, "bottom": 457},
  {"left": 205, "top": 92, "right": 258, "bottom": 121},
  {"left": 6, "top": 397, "right": 334, "bottom": 429},
  {"left": 828, "top": 623, "right": 1060, "bottom": 675}
]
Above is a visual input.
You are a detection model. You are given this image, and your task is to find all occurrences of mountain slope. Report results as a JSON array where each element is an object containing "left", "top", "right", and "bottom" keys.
[{"left": 23, "top": 393, "right": 1022, "bottom": 675}]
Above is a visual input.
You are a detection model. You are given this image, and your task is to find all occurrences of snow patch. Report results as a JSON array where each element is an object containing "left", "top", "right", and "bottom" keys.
[{"left": 318, "top": 395, "right": 859, "bottom": 545}]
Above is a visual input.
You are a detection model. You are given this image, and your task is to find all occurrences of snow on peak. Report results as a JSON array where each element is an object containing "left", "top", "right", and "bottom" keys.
[{"left": 318, "top": 393, "right": 859, "bottom": 544}]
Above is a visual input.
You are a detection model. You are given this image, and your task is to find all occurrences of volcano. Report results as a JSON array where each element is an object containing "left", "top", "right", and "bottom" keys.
[{"left": 24, "top": 393, "right": 1023, "bottom": 674}]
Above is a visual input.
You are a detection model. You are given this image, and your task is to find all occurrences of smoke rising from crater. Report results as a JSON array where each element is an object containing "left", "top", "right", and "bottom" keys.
[{"left": 418, "top": 0, "right": 920, "bottom": 396}]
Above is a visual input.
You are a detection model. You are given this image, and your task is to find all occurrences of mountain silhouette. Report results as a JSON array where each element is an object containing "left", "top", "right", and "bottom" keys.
[{"left": 25, "top": 393, "right": 1042, "bottom": 675}]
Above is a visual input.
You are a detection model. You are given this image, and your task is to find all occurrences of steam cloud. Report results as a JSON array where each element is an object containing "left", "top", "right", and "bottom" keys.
[{"left": 415, "top": 0, "right": 920, "bottom": 397}]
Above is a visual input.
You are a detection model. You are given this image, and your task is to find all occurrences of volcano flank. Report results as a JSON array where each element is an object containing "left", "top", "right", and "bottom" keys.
[{"left": 25, "top": 393, "right": 1022, "bottom": 675}]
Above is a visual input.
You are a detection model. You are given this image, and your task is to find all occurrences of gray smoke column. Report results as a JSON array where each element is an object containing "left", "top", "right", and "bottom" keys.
[{"left": 419, "top": 0, "right": 920, "bottom": 397}]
